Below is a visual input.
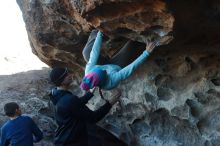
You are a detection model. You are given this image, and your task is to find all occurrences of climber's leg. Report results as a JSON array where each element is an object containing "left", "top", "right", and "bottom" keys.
[
  {"left": 110, "top": 40, "right": 145, "bottom": 68},
  {"left": 82, "top": 29, "right": 110, "bottom": 65},
  {"left": 82, "top": 30, "right": 98, "bottom": 62}
]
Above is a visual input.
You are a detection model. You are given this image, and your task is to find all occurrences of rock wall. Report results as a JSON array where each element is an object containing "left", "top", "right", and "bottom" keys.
[
  {"left": 98, "top": 44, "right": 220, "bottom": 146},
  {"left": 16, "top": 0, "right": 174, "bottom": 69},
  {"left": 15, "top": 0, "right": 220, "bottom": 145}
]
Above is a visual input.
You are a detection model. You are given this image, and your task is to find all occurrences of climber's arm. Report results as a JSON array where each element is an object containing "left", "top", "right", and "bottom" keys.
[
  {"left": 114, "top": 51, "right": 149, "bottom": 81},
  {"left": 113, "top": 42, "right": 157, "bottom": 81},
  {"left": 85, "top": 31, "right": 103, "bottom": 74}
]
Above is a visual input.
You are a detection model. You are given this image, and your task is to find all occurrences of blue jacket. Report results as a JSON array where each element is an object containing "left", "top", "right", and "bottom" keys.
[
  {"left": 85, "top": 31, "right": 150, "bottom": 90},
  {"left": 0, "top": 115, "right": 43, "bottom": 146}
]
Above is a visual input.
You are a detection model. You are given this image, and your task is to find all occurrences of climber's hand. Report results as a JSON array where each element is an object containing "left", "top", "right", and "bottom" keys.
[{"left": 146, "top": 41, "right": 157, "bottom": 53}]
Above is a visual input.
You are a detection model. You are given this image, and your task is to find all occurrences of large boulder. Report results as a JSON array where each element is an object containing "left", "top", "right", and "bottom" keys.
[
  {"left": 16, "top": 0, "right": 174, "bottom": 69},
  {"left": 16, "top": 0, "right": 220, "bottom": 145}
]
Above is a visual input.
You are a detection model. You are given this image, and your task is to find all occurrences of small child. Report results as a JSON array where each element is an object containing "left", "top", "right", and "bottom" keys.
[
  {"left": 80, "top": 30, "right": 173, "bottom": 91},
  {"left": 0, "top": 102, "right": 43, "bottom": 146}
]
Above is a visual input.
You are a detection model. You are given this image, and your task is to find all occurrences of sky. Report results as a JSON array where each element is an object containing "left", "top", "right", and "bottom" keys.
[{"left": 0, "top": 1, "right": 47, "bottom": 75}]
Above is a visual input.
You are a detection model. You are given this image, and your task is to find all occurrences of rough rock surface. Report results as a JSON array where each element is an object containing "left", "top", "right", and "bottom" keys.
[
  {"left": 16, "top": 0, "right": 174, "bottom": 69},
  {"left": 13, "top": 0, "right": 220, "bottom": 145}
]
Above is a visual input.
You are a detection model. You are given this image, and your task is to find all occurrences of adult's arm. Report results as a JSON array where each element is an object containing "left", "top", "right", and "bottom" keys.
[
  {"left": 73, "top": 101, "right": 112, "bottom": 123},
  {"left": 30, "top": 118, "right": 43, "bottom": 143},
  {"left": 79, "top": 92, "right": 94, "bottom": 104},
  {"left": 85, "top": 31, "right": 103, "bottom": 74},
  {"left": 0, "top": 127, "right": 10, "bottom": 146},
  {"left": 113, "top": 51, "right": 150, "bottom": 81}
]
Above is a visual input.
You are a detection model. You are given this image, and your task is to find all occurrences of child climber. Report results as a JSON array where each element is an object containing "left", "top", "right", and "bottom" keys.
[{"left": 80, "top": 30, "right": 172, "bottom": 91}]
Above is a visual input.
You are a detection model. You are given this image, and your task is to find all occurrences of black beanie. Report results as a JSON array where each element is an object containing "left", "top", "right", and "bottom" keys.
[{"left": 50, "top": 67, "right": 68, "bottom": 86}]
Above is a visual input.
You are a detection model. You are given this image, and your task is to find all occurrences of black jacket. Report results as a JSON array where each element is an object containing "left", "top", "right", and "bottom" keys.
[{"left": 50, "top": 88, "right": 111, "bottom": 146}]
